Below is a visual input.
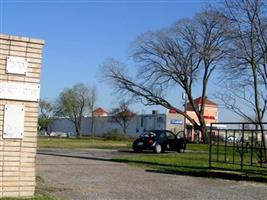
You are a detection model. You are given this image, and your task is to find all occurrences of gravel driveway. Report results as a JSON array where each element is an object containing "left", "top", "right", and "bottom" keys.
[{"left": 37, "top": 148, "right": 267, "bottom": 200}]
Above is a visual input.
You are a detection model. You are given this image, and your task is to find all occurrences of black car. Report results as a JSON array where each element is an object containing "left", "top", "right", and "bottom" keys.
[{"left": 132, "top": 130, "right": 186, "bottom": 153}]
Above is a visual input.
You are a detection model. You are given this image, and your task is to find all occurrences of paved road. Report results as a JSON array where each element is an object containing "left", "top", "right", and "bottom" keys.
[{"left": 37, "top": 149, "right": 267, "bottom": 200}]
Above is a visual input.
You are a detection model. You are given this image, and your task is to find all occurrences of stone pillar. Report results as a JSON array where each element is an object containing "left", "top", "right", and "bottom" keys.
[{"left": 0, "top": 34, "right": 44, "bottom": 198}]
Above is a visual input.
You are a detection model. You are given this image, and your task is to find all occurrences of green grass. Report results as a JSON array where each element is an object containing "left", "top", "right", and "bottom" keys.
[
  {"left": 112, "top": 143, "right": 267, "bottom": 182},
  {"left": 37, "top": 136, "right": 132, "bottom": 149}
]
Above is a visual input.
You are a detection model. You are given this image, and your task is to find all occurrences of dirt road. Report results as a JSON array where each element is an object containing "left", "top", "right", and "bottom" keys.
[{"left": 37, "top": 149, "right": 267, "bottom": 200}]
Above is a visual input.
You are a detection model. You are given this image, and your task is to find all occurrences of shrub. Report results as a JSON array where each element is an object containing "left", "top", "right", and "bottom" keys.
[{"left": 103, "top": 129, "right": 129, "bottom": 141}]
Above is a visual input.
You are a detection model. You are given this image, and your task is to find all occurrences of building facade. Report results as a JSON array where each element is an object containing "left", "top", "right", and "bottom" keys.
[
  {"left": 185, "top": 97, "right": 219, "bottom": 142},
  {"left": 49, "top": 98, "right": 219, "bottom": 141},
  {"left": 49, "top": 108, "right": 185, "bottom": 136}
]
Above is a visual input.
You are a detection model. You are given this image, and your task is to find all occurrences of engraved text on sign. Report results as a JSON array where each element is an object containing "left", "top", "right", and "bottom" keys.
[
  {"left": 6, "top": 56, "right": 28, "bottom": 75},
  {"left": 3, "top": 105, "right": 25, "bottom": 139},
  {"left": 0, "top": 81, "right": 40, "bottom": 102}
]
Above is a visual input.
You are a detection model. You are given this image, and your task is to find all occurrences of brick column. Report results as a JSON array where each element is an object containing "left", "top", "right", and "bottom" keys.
[{"left": 0, "top": 34, "right": 44, "bottom": 198}]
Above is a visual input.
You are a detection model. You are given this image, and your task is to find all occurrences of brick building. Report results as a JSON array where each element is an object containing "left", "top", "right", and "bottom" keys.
[{"left": 185, "top": 97, "right": 219, "bottom": 142}]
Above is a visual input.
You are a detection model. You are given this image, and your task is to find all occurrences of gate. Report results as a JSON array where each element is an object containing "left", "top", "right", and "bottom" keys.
[{"left": 209, "top": 123, "right": 267, "bottom": 171}]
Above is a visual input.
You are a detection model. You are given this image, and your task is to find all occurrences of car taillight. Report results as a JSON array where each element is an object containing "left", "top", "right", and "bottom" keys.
[{"left": 148, "top": 139, "right": 153, "bottom": 144}]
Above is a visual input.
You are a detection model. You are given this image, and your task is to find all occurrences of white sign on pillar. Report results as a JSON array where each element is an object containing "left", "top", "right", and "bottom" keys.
[
  {"left": 1, "top": 56, "right": 38, "bottom": 140},
  {"left": 0, "top": 81, "right": 40, "bottom": 102},
  {"left": 6, "top": 56, "right": 28, "bottom": 75},
  {"left": 3, "top": 105, "right": 25, "bottom": 139}
]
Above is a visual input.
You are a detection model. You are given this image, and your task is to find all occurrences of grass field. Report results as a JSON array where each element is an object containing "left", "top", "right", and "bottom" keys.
[
  {"left": 37, "top": 136, "right": 133, "bottom": 149},
  {"left": 112, "top": 143, "right": 267, "bottom": 182}
]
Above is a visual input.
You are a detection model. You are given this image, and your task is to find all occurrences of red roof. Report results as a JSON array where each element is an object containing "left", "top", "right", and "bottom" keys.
[
  {"left": 187, "top": 97, "right": 217, "bottom": 107},
  {"left": 93, "top": 107, "right": 108, "bottom": 115},
  {"left": 118, "top": 110, "right": 135, "bottom": 117}
]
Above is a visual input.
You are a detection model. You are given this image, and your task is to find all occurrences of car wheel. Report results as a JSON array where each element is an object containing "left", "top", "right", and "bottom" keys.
[
  {"left": 178, "top": 148, "right": 185, "bottom": 153},
  {"left": 154, "top": 144, "right": 162, "bottom": 154},
  {"left": 178, "top": 142, "right": 186, "bottom": 153}
]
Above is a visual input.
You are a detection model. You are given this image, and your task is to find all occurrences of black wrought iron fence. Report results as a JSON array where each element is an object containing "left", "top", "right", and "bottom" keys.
[{"left": 209, "top": 122, "right": 267, "bottom": 171}]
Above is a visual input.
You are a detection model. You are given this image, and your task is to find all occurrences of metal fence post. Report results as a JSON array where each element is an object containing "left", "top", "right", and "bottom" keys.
[
  {"left": 241, "top": 123, "right": 244, "bottom": 171},
  {"left": 233, "top": 130, "right": 236, "bottom": 164},
  {"left": 251, "top": 130, "right": 254, "bottom": 166},
  {"left": 224, "top": 130, "right": 228, "bottom": 162},
  {"left": 209, "top": 123, "right": 213, "bottom": 169}
]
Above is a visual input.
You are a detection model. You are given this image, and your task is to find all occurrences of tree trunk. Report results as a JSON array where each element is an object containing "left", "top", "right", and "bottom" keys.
[
  {"left": 122, "top": 120, "right": 127, "bottom": 135},
  {"left": 75, "top": 125, "right": 81, "bottom": 138},
  {"left": 252, "top": 64, "right": 267, "bottom": 163},
  {"left": 91, "top": 115, "right": 95, "bottom": 138},
  {"left": 123, "top": 125, "right": 127, "bottom": 135},
  {"left": 201, "top": 126, "right": 208, "bottom": 144},
  {"left": 75, "top": 118, "right": 82, "bottom": 139},
  {"left": 199, "top": 121, "right": 208, "bottom": 144}
]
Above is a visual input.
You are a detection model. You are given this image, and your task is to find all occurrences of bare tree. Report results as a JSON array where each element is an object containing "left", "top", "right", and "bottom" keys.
[
  {"left": 89, "top": 86, "right": 97, "bottom": 137},
  {"left": 111, "top": 100, "right": 136, "bottom": 135},
  {"left": 216, "top": 0, "right": 267, "bottom": 162},
  {"left": 55, "top": 83, "right": 91, "bottom": 138},
  {"left": 38, "top": 99, "right": 54, "bottom": 135},
  {"left": 103, "top": 9, "right": 227, "bottom": 143},
  {"left": 216, "top": 82, "right": 259, "bottom": 123}
]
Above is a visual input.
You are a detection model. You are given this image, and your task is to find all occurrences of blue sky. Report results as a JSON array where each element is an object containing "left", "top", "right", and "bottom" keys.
[{"left": 0, "top": 0, "right": 240, "bottom": 121}]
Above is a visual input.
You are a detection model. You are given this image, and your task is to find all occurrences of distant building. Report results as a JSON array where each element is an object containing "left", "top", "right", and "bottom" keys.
[
  {"left": 49, "top": 97, "right": 221, "bottom": 142},
  {"left": 49, "top": 109, "right": 185, "bottom": 136},
  {"left": 185, "top": 97, "right": 219, "bottom": 142},
  {"left": 92, "top": 107, "right": 108, "bottom": 117}
]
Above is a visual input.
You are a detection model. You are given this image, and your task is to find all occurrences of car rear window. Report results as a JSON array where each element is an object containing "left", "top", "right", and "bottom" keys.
[{"left": 140, "top": 132, "right": 156, "bottom": 137}]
